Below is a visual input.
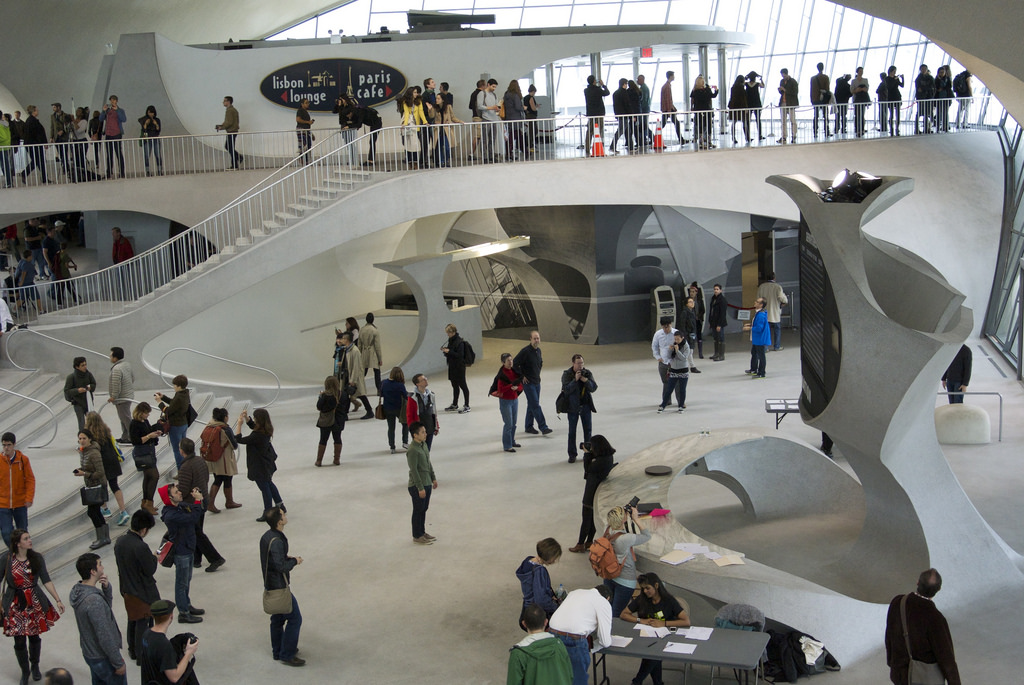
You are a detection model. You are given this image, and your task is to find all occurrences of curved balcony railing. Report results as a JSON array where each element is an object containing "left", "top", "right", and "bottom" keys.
[
  {"left": 158, "top": 347, "right": 281, "bottom": 408},
  {"left": 0, "top": 387, "right": 59, "bottom": 448},
  {"left": 0, "top": 96, "right": 999, "bottom": 328}
]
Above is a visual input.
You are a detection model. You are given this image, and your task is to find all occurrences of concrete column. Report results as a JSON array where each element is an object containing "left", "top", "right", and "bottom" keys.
[
  {"left": 632, "top": 49, "right": 640, "bottom": 79},
  {"left": 717, "top": 46, "right": 728, "bottom": 133},
  {"left": 680, "top": 50, "right": 691, "bottom": 132},
  {"left": 545, "top": 62, "right": 556, "bottom": 114},
  {"left": 589, "top": 52, "right": 602, "bottom": 85},
  {"left": 698, "top": 45, "right": 710, "bottom": 83}
]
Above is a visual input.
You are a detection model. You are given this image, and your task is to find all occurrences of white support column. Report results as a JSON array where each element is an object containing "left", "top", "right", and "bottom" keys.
[
  {"left": 718, "top": 46, "right": 729, "bottom": 133},
  {"left": 590, "top": 52, "right": 602, "bottom": 85},
  {"left": 545, "top": 63, "right": 556, "bottom": 114},
  {"left": 681, "top": 50, "right": 691, "bottom": 132}
]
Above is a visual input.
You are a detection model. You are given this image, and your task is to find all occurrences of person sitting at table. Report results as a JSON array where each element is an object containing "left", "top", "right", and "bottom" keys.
[{"left": 619, "top": 572, "right": 691, "bottom": 685}]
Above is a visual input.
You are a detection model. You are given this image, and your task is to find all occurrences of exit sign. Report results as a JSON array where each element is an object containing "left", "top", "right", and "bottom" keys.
[{"left": 641, "top": 47, "right": 653, "bottom": 58}]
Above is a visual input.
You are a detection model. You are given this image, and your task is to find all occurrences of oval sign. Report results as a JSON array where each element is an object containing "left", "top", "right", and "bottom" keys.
[{"left": 260, "top": 58, "right": 407, "bottom": 112}]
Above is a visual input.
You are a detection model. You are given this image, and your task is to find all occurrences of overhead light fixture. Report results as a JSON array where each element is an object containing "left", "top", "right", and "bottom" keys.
[{"left": 819, "top": 169, "right": 883, "bottom": 203}]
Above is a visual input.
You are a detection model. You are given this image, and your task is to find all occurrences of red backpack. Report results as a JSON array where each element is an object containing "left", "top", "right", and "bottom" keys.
[
  {"left": 589, "top": 531, "right": 626, "bottom": 579},
  {"left": 199, "top": 425, "right": 225, "bottom": 462}
]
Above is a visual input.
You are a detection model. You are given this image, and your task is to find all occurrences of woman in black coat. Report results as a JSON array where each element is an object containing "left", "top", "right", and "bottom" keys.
[
  {"left": 569, "top": 435, "right": 616, "bottom": 553},
  {"left": 441, "top": 323, "right": 470, "bottom": 413},
  {"left": 235, "top": 408, "right": 283, "bottom": 521}
]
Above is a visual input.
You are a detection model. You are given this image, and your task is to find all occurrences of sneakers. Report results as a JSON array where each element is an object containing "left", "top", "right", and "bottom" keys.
[
  {"left": 541, "top": 428, "right": 553, "bottom": 435},
  {"left": 678, "top": 407, "right": 685, "bottom": 413},
  {"left": 116, "top": 511, "right": 130, "bottom": 526},
  {"left": 423, "top": 532, "right": 437, "bottom": 541},
  {"left": 657, "top": 406, "right": 665, "bottom": 413},
  {"left": 443, "top": 404, "right": 459, "bottom": 412},
  {"left": 391, "top": 447, "right": 397, "bottom": 454},
  {"left": 745, "top": 369, "right": 758, "bottom": 375},
  {"left": 413, "top": 536, "right": 434, "bottom": 545},
  {"left": 100, "top": 506, "right": 113, "bottom": 518},
  {"left": 401, "top": 443, "right": 409, "bottom": 449},
  {"left": 281, "top": 657, "right": 306, "bottom": 667},
  {"left": 458, "top": 406, "right": 471, "bottom": 414},
  {"left": 524, "top": 428, "right": 539, "bottom": 435}
]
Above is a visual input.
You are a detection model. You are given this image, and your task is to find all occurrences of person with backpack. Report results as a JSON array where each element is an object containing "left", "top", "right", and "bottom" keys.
[
  {"left": 176, "top": 438, "right": 226, "bottom": 574},
  {"left": 201, "top": 407, "right": 242, "bottom": 513},
  {"left": 594, "top": 505, "right": 651, "bottom": 618},
  {"left": 952, "top": 69, "right": 972, "bottom": 128},
  {"left": 441, "top": 323, "right": 471, "bottom": 414}
]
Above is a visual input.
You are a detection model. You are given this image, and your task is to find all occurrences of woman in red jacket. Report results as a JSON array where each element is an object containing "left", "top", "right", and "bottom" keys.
[{"left": 493, "top": 353, "right": 524, "bottom": 453}]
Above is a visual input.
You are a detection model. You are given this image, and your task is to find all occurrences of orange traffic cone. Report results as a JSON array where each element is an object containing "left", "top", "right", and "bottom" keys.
[
  {"left": 652, "top": 121, "right": 665, "bottom": 151},
  {"left": 591, "top": 128, "right": 606, "bottom": 157}
]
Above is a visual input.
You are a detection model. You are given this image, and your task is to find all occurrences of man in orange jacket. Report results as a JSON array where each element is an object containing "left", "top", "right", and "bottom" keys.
[{"left": 1, "top": 432, "right": 36, "bottom": 545}]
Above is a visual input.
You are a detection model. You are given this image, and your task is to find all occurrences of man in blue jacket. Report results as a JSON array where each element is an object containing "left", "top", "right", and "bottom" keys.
[
  {"left": 159, "top": 484, "right": 204, "bottom": 624},
  {"left": 743, "top": 297, "right": 771, "bottom": 379}
]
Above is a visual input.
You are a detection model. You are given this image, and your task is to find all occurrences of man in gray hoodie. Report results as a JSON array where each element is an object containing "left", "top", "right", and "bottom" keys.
[{"left": 70, "top": 553, "right": 127, "bottom": 684}]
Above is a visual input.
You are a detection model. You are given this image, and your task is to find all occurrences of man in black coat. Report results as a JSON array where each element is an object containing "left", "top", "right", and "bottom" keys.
[
  {"left": 583, "top": 75, "right": 610, "bottom": 155},
  {"left": 884, "top": 568, "right": 961, "bottom": 685},
  {"left": 941, "top": 344, "right": 972, "bottom": 404},
  {"left": 21, "top": 105, "right": 48, "bottom": 184},
  {"left": 513, "top": 331, "right": 552, "bottom": 436},
  {"left": 708, "top": 284, "right": 729, "bottom": 361},
  {"left": 114, "top": 510, "right": 160, "bottom": 662}
]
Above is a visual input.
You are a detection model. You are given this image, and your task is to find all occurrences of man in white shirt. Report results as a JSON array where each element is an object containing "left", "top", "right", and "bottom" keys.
[
  {"left": 650, "top": 316, "right": 677, "bottom": 391},
  {"left": 548, "top": 585, "right": 613, "bottom": 685}
]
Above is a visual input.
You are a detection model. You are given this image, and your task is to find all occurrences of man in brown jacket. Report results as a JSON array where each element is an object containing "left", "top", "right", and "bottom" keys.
[
  {"left": 884, "top": 568, "right": 961, "bottom": 685},
  {"left": 176, "top": 438, "right": 226, "bottom": 573}
]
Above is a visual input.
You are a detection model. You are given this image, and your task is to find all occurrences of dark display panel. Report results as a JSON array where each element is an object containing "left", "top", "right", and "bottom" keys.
[{"left": 799, "top": 217, "right": 841, "bottom": 418}]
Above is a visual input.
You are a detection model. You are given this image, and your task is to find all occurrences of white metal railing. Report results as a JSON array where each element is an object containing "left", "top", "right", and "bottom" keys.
[
  {"left": 3, "top": 327, "right": 111, "bottom": 371},
  {"left": 0, "top": 126, "right": 342, "bottom": 188},
  {"left": 158, "top": 347, "right": 281, "bottom": 407},
  {"left": 0, "top": 96, "right": 1000, "bottom": 327},
  {"left": 0, "top": 386, "right": 59, "bottom": 447}
]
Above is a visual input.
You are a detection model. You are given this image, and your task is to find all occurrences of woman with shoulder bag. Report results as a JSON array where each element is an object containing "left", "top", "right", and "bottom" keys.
[
  {"left": 2, "top": 529, "right": 65, "bottom": 685},
  {"left": 315, "top": 376, "right": 348, "bottom": 467},
  {"left": 206, "top": 407, "right": 242, "bottom": 512},
  {"left": 492, "top": 352, "right": 523, "bottom": 453},
  {"left": 130, "top": 401, "right": 161, "bottom": 515},
  {"left": 84, "top": 411, "right": 130, "bottom": 526},
  {"left": 74, "top": 429, "right": 109, "bottom": 550}
]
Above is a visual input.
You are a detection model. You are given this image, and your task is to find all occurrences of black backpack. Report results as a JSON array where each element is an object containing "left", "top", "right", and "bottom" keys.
[
  {"left": 952, "top": 71, "right": 969, "bottom": 96},
  {"left": 462, "top": 340, "right": 476, "bottom": 366}
]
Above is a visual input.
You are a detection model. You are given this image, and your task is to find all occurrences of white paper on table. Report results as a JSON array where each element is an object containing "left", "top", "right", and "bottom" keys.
[
  {"left": 664, "top": 642, "right": 697, "bottom": 654},
  {"left": 659, "top": 550, "right": 695, "bottom": 565},
  {"left": 681, "top": 626, "right": 713, "bottom": 640},
  {"left": 673, "top": 543, "right": 710, "bottom": 554},
  {"left": 703, "top": 552, "right": 722, "bottom": 560},
  {"left": 610, "top": 636, "right": 633, "bottom": 648},
  {"left": 633, "top": 625, "right": 671, "bottom": 638}
]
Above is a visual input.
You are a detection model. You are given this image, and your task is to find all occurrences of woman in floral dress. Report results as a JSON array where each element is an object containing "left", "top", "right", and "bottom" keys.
[{"left": 1, "top": 529, "right": 64, "bottom": 684}]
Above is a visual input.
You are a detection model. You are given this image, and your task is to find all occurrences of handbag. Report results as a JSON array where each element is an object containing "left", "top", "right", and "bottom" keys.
[
  {"left": 133, "top": 443, "right": 157, "bottom": 471},
  {"left": 186, "top": 404, "right": 198, "bottom": 426},
  {"left": 316, "top": 393, "right": 337, "bottom": 428},
  {"left": 80, "top": 482, "right": 108, "bottom": 506},
  {"left": 157, "top": 536, "right": 176, "bottom": 568},
  {"left": 262, "top": 538, "right": 293, "bottom": 615},
  {"left": 900, "top": 594, "right": 946, "bottom": 685},
  {"left": 374, "top": 396, "right": 386, "bottom": 421}
]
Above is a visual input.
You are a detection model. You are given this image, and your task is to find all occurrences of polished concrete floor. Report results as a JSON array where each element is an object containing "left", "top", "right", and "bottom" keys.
[{"left": 4, "top": 332, "right": 1021, "bottom": 684}]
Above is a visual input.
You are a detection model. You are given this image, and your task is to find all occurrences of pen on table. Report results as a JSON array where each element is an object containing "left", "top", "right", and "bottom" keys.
[{"left": 646, "top": 640, "right": 659, "bottom": 648}]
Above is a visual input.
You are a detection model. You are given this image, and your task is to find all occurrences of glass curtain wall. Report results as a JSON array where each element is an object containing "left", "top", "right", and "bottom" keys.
[{"left": 267, "top": 0, "right": 992, "bottom": 122}]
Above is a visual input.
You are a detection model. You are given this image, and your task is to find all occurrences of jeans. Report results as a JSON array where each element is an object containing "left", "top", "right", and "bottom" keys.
[
  {"left": 605, "top": 578, "right": 635, "bottom": 619},
  {"left": 556, "top": 632, "right": 591, "bottom": 685},
  {"left": 523, "top": 382, "right": 549, "bottom": 431},
  {"left": 255, "top": 480, "right": 283, "bottom": 511},
  {"left": 660, "top": 376, "right": 688, "bottom": 409},
  {"left": 854, "top": 98, "right": 869, "bottom": 135},
  {"left": 769, "top": 322, "right": 781, "bottom": 349},
  {"left": 142, "top": 138, "right": 163, "bottom": 172},
  {"left": 271, "top": 595, "right": 302, "bottom": 661},
  {"left": 0, "top": 507, "right": 28, "bottom": 548},
  {"left": 31, "top": 248, "right": 50, "bottom": 279},
  {"left": 750, "top": 345, "right": 766, "bottom": 377},
  {"left": 499, "top": 398, "right": 518, "bottom": 450},
  {"left": 168, "top": 424, "right": 188, "bottom": 468},
  {"left": 225, "top": 133, "right": 242, "bottom": 167},
  {"left": 385, "top": 410, "right": 408, "bottom": 449},
  {"left": 408, "top": 485, "right": 432, "bottom": 538},
  {"left": 173, "top": 554, "right": 194, "bottom": 614},
  {"left": 297, "top": 131, "right": 312, "bottom": 164},
  {"left": 0, "top": 149, "right": 13, "bottom": 187},
  {"left": 946, "top": 380, "right": 964, "bottom": 404},
  {"left": 566, "top": 407, "right": 592, "bottom": 458},
  {"left": 85, "top": 656, "right": 127, "bottom": 685}
]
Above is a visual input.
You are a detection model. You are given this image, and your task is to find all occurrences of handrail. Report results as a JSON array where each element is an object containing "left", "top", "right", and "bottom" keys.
[
  {"left": 1, "top": 95, "right": 1002, "bottom": 330},
  {"left": 4, "top": 327, "right": 110, "bottom": 371},
  {"left": 0, "top": 387, "right": 59, "bottom": 448},
  {"left": 937, "top": 391, "right": 1003, "bottom": 442},
  {"left": 157, "top": 347, "right": 281, "bottom": 407}
]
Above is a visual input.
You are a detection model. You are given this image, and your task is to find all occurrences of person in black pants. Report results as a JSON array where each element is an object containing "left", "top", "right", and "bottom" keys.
[
  {"left": 708, "top": 284, "right": 729, "bottom": 361},
  {"left": 568, "top": 436, "right": 616, "bottom": 553},
  {"left": 74, "top": 429, "right": 109, "bottom": 550},
  {"left": 442, "top": 323, "right": 470, "bottom": 413},
  {"left": 176, "top": 438, "right": 226, "bottom": 573}
]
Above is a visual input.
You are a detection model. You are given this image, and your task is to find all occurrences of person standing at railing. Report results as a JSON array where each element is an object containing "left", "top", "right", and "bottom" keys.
[
  {"left": 398, "top": 87, "right": 426, "bottom": 169},
  {"left": 953, "top": 70, "right": 972, "bottom": 129},
  {"left": 876, "top": 72, "right": 890, "bottom": 134},
  {"left": 744, "top": 72, "right": 765, "bottom": 141},
  {"left": 884, "top": 67, "right": 904, "bottom": 136},
  {"left": 690, "top": 75, "right": 718, "bottom": 150},
  {"left": 935, "top": 65, "right": 953, "bottom": 133},
  {"left": 479, "top": 79, "right": 502, "bottom": 164},
  {"left": 851, "top": 67, "right": 871, "bottom": 137},
  {"left": 88, "top": 110, "right": 103, "bottom": 170},
  {"left": 503, "top": 80, "right": 528, "bottom": 161},
  {"left": 138, "top": 106, "right": 163, "bottom": 176},
  {"left": 53, "top": 241, "right": 79, "bottom": 307},
  {"left": 20, "top": 106, "right": 48, "bottom": 185},
  {"left": 0, "top": 111, "right": 13, "bottom": 189},
  {"left": 422, "top": 78, "right": 440, "bottom": 168},
  {"left": 101, "top": 95, "right": 127, "bottom": 179},
  {"left": 610, "top": 78, "right": 632, "bottom": 153},
  {"left": 636, "top": 75, "right": 653, "bottom": 146},
  {"left": 777, "top": 69, "right": 798, "bottom": 144},
  {"left": 583, "top": 75, "right": 609, "bottom": 157},
  {"left": 834, "top": 74, "right": 852, "bottom": 134},
  {"left": 340, "top": 98, "right": 382, "bottom": 167},
  {"left": 810, "top": 63, "right": 831, "bottom": 138},
  {"left": 660, "top": 71, "right": 684, "bottom": 145},
  {"left": 914, "top": 65, "right": 936, "bottom": 135},
  {"left": 333, "top": 94, "right": 360, "bottom": 168},
  {"left": 215, "top": 96, "right": 243, "bottom": 170},
  {"left": 295, "top": 98, "right": 314, "bottom": 166},
  {"left": 49, "top": 103, "right": 74, "bottom": 180},
  {"left": 523, "top": 84, "right": 540, "bottom": 155},
  {"left": 72, "top": 108, "right": 89, "bottom": 182},
  {"left": 728, "top": 75, "right": 750, "bottom": 145}
]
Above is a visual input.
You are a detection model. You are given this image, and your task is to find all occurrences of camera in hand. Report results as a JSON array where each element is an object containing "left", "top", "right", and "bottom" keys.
[
  {"left": 623, "top": 495, "right": 640, "bottom": 515},
  {"left": 579, "top": 442, "right": 592, "bottom": 452}
]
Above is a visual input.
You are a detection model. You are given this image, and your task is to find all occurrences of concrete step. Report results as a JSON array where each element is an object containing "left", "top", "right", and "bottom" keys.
[
  {"left": 287, "top": 203, "right": 318, "bottom": 214},
  {"left": 274, "top": 211, "right": 301, "bottom": 223},
  {"left": 262, "top": 220, "right": 287, "bottom": 232},
  {"left": 310, "top": 186, "right": 340, "bottom": 197}
]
